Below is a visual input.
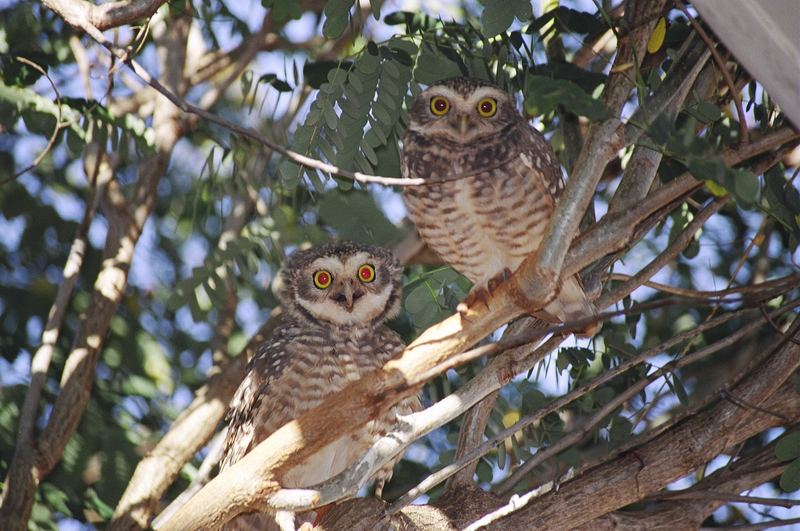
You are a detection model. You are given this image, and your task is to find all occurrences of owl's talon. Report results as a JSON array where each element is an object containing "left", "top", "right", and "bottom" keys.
[
  {"left": 487, "top": 268, "right": 513, "bottom": 293},
  {"left": 459, "top": 287, "right": 491, "bottom": 316}
]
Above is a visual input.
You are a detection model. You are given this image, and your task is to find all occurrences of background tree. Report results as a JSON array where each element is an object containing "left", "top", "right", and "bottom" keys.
[{"left": 1, "top": 0, "right": 799, "bottom": 529}]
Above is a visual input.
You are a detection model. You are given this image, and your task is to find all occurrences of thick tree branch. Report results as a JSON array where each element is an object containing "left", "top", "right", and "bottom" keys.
[
  {"left": 583, "top": 423, "right": 796, "bottom": 529},
  {"left": 11, "top": 145, "right": 109, "bottom": 474},
  {"left": 479, "top": 321, "right": 800, "bottom": 530}
]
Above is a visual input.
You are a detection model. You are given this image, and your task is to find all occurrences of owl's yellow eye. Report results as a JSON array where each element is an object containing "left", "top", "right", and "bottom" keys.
[
  {"left": 313, "top": 270, "right": 332, "bottom": 289},
  {"left": 476, "top": 97, "right": 497, "bottom": 117},
  {"left": 430, "top": 96, "right": 450, "bottom": 116},
  {"left": 357, "top": 264, "right": 376, "bottom": 283}
]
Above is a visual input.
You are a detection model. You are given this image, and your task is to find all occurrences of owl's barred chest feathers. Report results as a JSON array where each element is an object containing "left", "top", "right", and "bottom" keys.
[
  {"left": 250, "top": 323, "right": 402, "bottom": 436},
  {"left": 401, "top": 127, "right": 557, "bottom": 287}
]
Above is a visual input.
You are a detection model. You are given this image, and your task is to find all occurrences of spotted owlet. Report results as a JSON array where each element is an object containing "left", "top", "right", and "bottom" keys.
[
  {"left": 400, "top": 77, "right": 597, "bottom": 335},
  {"left": 220, "top": 241, "right": 420, "bottom": 530}
]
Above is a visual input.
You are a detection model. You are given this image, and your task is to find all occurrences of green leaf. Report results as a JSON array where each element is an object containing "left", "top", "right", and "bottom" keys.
[
  {"left": 121, "top": 374, "right": 158, "bottom": 398},
  {"left": 687, "top": 157, "right": 725, "bottom": 185},
  {"left": 383, "top": 11, "right": 438, "bottom": 32},
  {"left": 261, "top": 0, "right": 302, "bottom": 23},
  {"left": 323, "top": 0, "right": 355, "bottom": 39},
  {"left": 730, "top": 167, "right": 759, "bottom": 206},
  {"left": 594, "top": 387, "right": 615, "bottom": 405},
  {"left": 666, "top": 373, "right": 689, "bottom": 406},
  {"left": 688, "top": 101, "right": 723, "bottom": 123},
  {"left": 240, "top": 69, "right": 253, "bottom": 98},
  {"left": 480, "top": 0, "right": 533, "bottom": 37},
  {"left": 609, "top": 416, "right": 633, "bottom": 445},
  {"left": 776, "top": 432, "right": 800, "bottom": 461},
  {"left": 476, "top": 459, "right": 493, "bottom": 483},
  {"left": 414, "top": 46, "right": 462, "bottom": 85},
  {"left": 521, "top": 388, "right": 546, "bottom": 411},
  {"left": 524, "top": 76, "right": 610, "bottom": 120},
  {"left": 647, "top": 113, "right": 673, "bottom": 145},
  {"left": 780, "top": 458, "right": 800, "bottom": 492},
  {"left": 761, "top": 166, "right": 800, "bottom": 239},
  {"left": 317, "top": 189, "right": 402, "bottom": 245},
  {"left": 85, "top": 488, "right": 114, "bottom": 521},
  {"left": 304, "top": 61, "right": 352, "bottom": 89},
  {"left": 41, "top": 483, "right": 71, "bottom": 516},
  {"left": 552, "top": 7, "right": 607, "bottom": 35},
  {"left": 369, "top": 0, "right": 383, "bottom": 19}
]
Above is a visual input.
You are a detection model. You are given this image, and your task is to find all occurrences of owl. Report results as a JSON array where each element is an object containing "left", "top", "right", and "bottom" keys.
[
  {"left": 220, "top": 241, "right": 420, "bottom": 530},
  {"left": 401, "top": 77, "right": 598, "bottom": 336}
]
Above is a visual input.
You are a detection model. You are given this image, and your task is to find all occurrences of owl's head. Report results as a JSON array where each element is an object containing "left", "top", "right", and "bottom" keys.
[
  {"left": 406, "top": 77, "right": 521, "bottom": 144},
  {"left": 274, "top": 241, "right": 403, "bottom": 328}
]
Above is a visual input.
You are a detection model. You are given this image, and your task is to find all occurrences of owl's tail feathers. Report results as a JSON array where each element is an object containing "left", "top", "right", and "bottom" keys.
[{"left": 543, "top": 275, "right": 600, "bottom": 338}]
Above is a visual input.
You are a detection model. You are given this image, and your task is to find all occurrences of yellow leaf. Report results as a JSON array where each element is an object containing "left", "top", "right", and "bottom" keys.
[
  {"left": 647, "top": 17, "right": 667, "bottom": 54},
  {"left": 704, "top": 179, "right": 728, "bottom": 197},
  {"left": 502, "top": 410, "right": 520, "bottom": 429}
]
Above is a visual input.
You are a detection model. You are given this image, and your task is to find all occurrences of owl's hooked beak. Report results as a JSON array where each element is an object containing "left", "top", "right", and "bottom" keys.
[
  {"left": 458, "top": 114, "right": 470, "bottom": 136},
  {"left": 331, "top": 279, "right": 363, "bottom": 312}
]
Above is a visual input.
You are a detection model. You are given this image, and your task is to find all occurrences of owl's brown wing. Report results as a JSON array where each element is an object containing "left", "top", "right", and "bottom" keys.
[
  {"left": 521, "top": 125, "right": 565, "bottom": 198},
  {"left": 220, "top": 325, "right": 294, "bottom": 469}
]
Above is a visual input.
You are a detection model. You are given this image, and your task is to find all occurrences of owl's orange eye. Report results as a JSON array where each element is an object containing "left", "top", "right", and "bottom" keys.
[
  {"left": 357, "top": 264, "right": 376, "bottom": 283},
  {"left": 477, "top": 97, "right": 497, "bottom": 117},
  {"left": 430, "top": 96, "right": 450, "bottom": 116},
  {"left": 313, "top": 270, "right": 332, "bottom": 289}
]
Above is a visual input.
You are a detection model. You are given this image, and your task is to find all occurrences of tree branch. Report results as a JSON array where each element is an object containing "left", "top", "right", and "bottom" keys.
[
  {"left": 585, "top": 428, "right": 796, "bottom": 529},
  {"left": 0, "top": 11, "right": 186, "bottom": 527},
  {"left": 477, "top": 320, "right": 800, "bottom": 530},
  {"left": 108, "top": 316, "right": 281, "bottom": 530},
  {"left": 155, "top": 118, "right": 798, "bottom": 526}
]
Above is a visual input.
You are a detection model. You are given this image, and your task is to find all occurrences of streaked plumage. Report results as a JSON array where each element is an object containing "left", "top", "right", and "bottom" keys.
[
  {"left": 221, "top": 241, "right": 420, "bottom": 530},
  {"left": 401, "top": 77, "right": 597, "bottom": 334}
]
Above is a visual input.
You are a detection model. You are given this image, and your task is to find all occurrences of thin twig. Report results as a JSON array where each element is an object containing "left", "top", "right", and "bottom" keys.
[
  {"left": 8, "top": 57, "right": 65, "bottom": 182},
  {"left": 39, "top": 0, "right": 516, "bottom": 189},
  {"left": 700, "top": 516, "right": 800, "bottom": 531},
  {"left": 600, "top": 197, "right": 728, "bottom": 307},
  {"left": 493, "top": 299, "right": 800, "bottom": 496},
  {"left": 607, "top": 273, "right": 800, "bottom": 300},
  {"left": 653, "top": 490, "right": 800, "bottom": 509},
  {"left": 675, "top": 0, "right": 748, "bottom": 144},
  {"left": 720, "top": 390, "right": 790, "bottom": 424}
]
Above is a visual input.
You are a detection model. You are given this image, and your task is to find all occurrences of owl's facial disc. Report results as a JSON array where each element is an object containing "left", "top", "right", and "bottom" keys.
[
  {"left": 299, "top": 253, "right": 394, "bottom": 326},
  {"left": 408, "top": 84, "right": 511, "bottom": 144}
]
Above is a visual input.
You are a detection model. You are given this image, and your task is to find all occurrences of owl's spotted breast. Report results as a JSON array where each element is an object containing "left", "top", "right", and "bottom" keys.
[{"left": 402, "top": 153, "right": 555, "bottom": 288}]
